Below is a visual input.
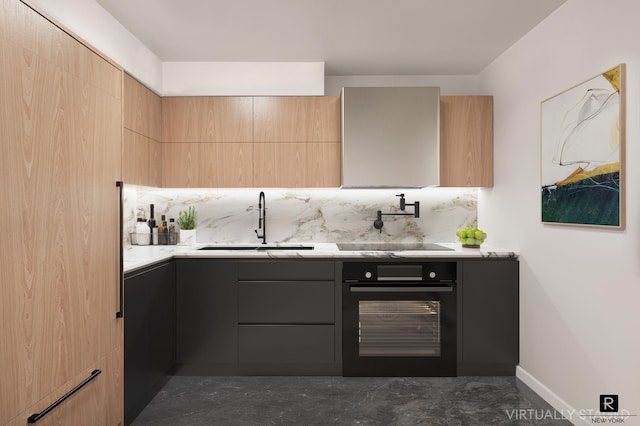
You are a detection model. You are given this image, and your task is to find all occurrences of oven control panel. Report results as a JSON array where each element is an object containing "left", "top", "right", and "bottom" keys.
[{"left": 342, "top": 262, "right": 456, "bottom": 283}]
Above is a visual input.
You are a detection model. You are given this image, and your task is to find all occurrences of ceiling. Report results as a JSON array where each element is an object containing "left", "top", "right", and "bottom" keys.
[{"left": 96, "top": 0, "right": 566, "bottom": 76}]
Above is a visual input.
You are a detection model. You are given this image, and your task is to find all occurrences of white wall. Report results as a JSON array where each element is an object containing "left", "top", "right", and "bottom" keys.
[
  {"left": 325, "top": 74, "right": 480, "bottom": 96},
  {"left": 163, "top": 62, "right": 325, "bottom": 96},
  {"left": 478, "top": 0, "right": 640, "bottom": 422},
  {"left": 24, "top": 1, "right": 325, "bottom": 96},
  {"left": 25, "top": 0, "right": 163, "bottom": 92}
]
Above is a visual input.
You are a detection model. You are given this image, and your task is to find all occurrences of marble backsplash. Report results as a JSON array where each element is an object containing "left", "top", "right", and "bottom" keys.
[{"left": 123, "top": 186, "right": 477, "bottom": 245}]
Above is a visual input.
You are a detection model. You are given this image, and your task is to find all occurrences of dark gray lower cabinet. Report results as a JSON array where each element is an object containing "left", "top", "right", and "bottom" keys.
[
  {"left": 125, "top": 257, "right": 518, "bottom": 388},
  {"left": 238, "top": 281, "right": 334, "bottom": 323},
  {"left": 237, "top": 261, "right": 338, "bottom": 374},
  {"left": 173, "top": 259, "right": 339, "bottom": 375},
  {"left": 174, "top": 260, "right": 238, "bottom": 374},
  {"left": 458, "top": 259, "right": 519, "bottom": 375},
  {"left": 124, "top": 261, "right": 175, "bottom": 426},
  {"left": 238, "top": 325, "right": 334, "bottom": 364}
]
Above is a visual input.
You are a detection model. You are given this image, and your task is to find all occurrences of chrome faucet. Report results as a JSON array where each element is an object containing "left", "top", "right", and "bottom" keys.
[{"left": 254, "top": 191, "right": 267, "bottom": 244}]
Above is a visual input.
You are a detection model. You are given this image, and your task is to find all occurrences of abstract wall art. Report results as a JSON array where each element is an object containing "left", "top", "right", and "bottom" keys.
[{"left": 541, "top": 64, "right": 625, "bottom": 228}]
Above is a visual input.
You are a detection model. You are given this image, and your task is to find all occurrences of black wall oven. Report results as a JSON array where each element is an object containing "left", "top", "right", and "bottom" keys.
[{"left": 342, "top": 261, "right": 456, "bottom": 377}]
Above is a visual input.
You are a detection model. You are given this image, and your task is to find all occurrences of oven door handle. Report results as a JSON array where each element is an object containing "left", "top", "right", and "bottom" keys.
[{"left": 350, "top": 285, "right": 453, "bottom": 293}]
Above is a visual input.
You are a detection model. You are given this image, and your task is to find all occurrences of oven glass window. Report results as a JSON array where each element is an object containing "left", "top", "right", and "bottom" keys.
[{"left": 358, "top": 300, "right": 441, "bottom": 357}]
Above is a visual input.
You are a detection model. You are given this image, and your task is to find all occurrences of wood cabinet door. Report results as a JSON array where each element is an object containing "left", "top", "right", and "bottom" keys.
[
  {"left": 123, "top": 74, "right": 162, "bottom": 187},
  {"left": 13, "top": 348, "right": 123, "bottom": 426},
  {"left": 162, "top": 96, "right": 253, "bottom": 143},
  {"left": 124, "top": 73, "right": 162, "bottom": 141},
  {"left": 254, "top": 97, "right": 342, "bottom": 187},
  {"left": 162, "top": 142, "right": 253, "bottom": 187},
  {"left": 1, "top": 1, "right": 123, "bottom": 424},
  {"left": 123, "top": 129, "right": 162, "bottom": 187},
  {"left": 199, "top": 143, "right": 253, "bottom": 187},
  {"left": 440, "top": 96, "right": 494, "bottom": 187},
  {"left": 162, "top": 143, "right": 200, "bottom": 187},
  {"left": 253, "top": 96, "right": 341, "bottom": 142},
  {"left": 308, "top": 142, "right": 342, "bottom": 187},
  {"left": 253, "top": 142, "right": 340, "bottom": 188},
  {"left": 254, "top": 143, "right": 307, "bottom": 187}
]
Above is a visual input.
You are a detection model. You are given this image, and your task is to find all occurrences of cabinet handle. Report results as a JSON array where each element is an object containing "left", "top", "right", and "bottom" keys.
[
  {"left": 27, "top": 369, "right": 102, "bottom": 423},
  {"left": 116, "top": 181, "right": 124, "bottom": 318},
  {"left": 350, "top": 285, "right": 453, "bottom": 293}
]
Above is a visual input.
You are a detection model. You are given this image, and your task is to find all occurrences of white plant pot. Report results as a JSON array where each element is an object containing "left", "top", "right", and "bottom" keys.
[{"left": 180, "top": 229, "right": 196, "bottom": 246}]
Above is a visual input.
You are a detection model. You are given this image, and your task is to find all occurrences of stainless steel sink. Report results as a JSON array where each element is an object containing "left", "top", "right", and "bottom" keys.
[{"left": 198, "top": 244, "right": 314, "bottom": 251}]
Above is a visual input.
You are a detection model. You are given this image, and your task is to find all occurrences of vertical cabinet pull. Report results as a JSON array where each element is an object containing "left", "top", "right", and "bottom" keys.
[
  {"left": 27, "top": 369, "right": 102, "bottom": 423},
  {"left": 116, "top": 181, "right": 124, "bottom": 318}
]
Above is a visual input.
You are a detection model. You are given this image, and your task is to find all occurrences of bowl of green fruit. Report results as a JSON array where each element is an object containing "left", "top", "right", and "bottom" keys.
[{"left": 456, "top": 227, "right": 487, "bottom": 248}]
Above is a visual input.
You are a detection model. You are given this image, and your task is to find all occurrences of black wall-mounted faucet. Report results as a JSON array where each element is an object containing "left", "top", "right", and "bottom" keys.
[
  {"left": 373, "top": 193, "right": 420, "bottom": 233},
  {"left": 255, "top": 191, "right": 267, "bottom": 244}
]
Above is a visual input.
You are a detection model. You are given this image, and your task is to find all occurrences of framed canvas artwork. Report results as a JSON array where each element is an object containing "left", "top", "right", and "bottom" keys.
[{"left": 541, "top": 64, "right": 625, "bottom": 228}]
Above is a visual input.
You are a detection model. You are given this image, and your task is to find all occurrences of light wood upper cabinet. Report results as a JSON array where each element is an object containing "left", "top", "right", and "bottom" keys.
[
  {"left": 123, "top": 74, "right": 162, "bottom": 186},
  {"left": 440, "top": 96, "right": 494, "bottom": 187},
  {"left": 162, "top": 96, "right": 253, "bottom": 143},
  {"left": 123, "top": 129, "right": 162, "bottom": 187},
  {"left": 253, "top": 96, "right": 341, "bottom": 142},
  {"left": 162, "top": 142, "right": 253, "bottom": 188},
  {"left": 162, "top": 143, "right": 199, "bottom": 187},
  {"left": 253, "top": 97, "right": 342, "bottom": 187},
  {"left": 161, "top": 96, "right": 342, "bottom": 188},
  {"left": 308, "top": 142, "right": 342, "bottom": 187},
  {"left": 199, "top": 143, "right": 253, "bottom": 187},
  {"left": 124, "top": 73, "right": 162, "bottom": 141},
  {"left": 253, "top": 142, "right": 342, "bottom": 188},
  {"left": 254, "top": 143, "right": 307, "bottom": 187},
  {"left": 1, "top": 1, "right": 123, "bottom": 424},
  {"left": 161, "top": 96, "right": 254, "bottom": 188}
]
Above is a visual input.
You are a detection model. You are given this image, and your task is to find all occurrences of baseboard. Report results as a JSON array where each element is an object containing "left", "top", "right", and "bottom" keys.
[{"left": 516, "top": 366, "right": 590, "bottom": 426}]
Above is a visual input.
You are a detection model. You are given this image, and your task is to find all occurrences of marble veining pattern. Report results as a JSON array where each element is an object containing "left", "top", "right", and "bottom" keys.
[
  {"left": 124, "top": 187, "right": 477, "bottom": 246},
  {"left": 123, "top": 243, "right": 518, "bottom": 274}
]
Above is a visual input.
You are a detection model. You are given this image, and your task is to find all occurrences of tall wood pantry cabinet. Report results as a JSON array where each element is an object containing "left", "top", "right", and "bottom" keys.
[{"left": 1, "top": 1, "right": 124, "bottom": 425}]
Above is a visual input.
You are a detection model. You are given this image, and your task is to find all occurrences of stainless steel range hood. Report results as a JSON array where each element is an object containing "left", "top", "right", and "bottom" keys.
[{"left": 341, "top": 87, "right": 440, "bottom": 188}]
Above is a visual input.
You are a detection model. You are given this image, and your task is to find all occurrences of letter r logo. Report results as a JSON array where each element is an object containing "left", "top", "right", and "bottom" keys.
[{"left": 600, "top": 395, "right": 618, "bottom": 412}]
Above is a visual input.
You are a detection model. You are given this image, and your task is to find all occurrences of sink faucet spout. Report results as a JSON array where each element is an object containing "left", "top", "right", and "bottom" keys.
[{"left": 255, "top": 191, "right": 267, "bottom": 244}]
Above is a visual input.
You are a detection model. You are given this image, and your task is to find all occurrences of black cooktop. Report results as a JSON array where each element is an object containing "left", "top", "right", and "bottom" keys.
[{"left": 336, "top": 242, "right": 453, "bottom": 251}]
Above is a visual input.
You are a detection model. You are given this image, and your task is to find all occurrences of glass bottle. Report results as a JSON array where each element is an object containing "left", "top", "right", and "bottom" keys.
[
  {"left": 136, "top": 218, "right": 150, "bottom": 245},
  {"left": 168, "top": 218, "right": 177, "bottom": 245},
  {"left": 148, "top": 204, "right": 156, "bottom": 245},
  {"left": 159, "top": 215, "right": 168, "bottom": 245}
]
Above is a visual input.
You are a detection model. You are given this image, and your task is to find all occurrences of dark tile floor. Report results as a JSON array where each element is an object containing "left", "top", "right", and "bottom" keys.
[{"left": 131, "top": 376, "right": 572, "bottom": 426}]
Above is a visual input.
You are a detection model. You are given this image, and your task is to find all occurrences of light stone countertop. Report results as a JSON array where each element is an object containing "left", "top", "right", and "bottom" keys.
[{"left": 123, "top": 242, "right": 518, "bottom": 274}]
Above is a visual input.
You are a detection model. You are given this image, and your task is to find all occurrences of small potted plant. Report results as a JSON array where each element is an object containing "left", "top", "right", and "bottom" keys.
[{"left": 177, "top": 206, "right": 197, "bottom": 245}]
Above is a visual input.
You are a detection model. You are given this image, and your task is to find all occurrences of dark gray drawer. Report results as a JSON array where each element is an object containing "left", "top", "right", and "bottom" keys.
[
  {"left": 239, "top": 281, "right": 334, "bottom": 323},
  {"left": 238, "top": 261, "right": 334, "bottom": 281},
  {"left": 238, "top": 325, "right": 334, "bottom": 364}
]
